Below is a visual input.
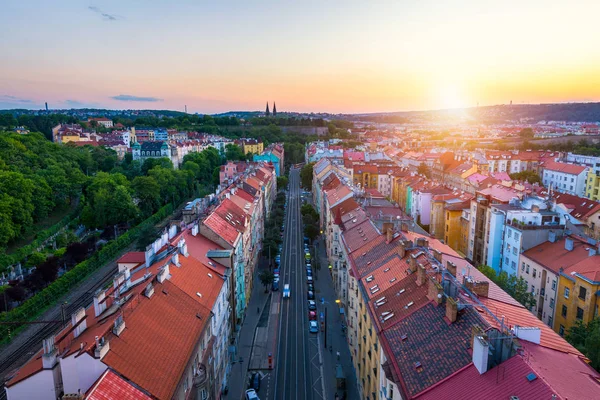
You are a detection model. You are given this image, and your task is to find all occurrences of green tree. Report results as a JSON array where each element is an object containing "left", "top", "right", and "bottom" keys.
[
  {"left": 417, "top": 163, "right": 431, "bottom": 178},
  {"left": 225, "top": 144, "right": 246, "bottom": 161},
  {"left": 135, "top": 223, "right": 158, "bottom": 251},
  {"left": 304, "top": 224, "right": 320, "bottom": 241},
  {"left": 566, "top": 319, "right": 600, "bottom": 371},
  {"left": 277, "top": 176, "right": 289, "bottom": 189},
  {"left": 519, "top": 128, "right": 535, "bottom": 138},
  {"left": 509, "top": 170, "right": 542, "bottom": 184},
  {"left": 300, "top": 162, "right": 314, "bottom": 190},
  {"left": 132, "top": 176, "right": 162, "bottom": 217},
  {"left": 259, "top": 269, "right": 275, "bottom": 292}
]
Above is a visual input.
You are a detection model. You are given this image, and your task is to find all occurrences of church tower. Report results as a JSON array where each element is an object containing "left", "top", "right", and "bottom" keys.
[
  {"left": 265, "top": 102, "right": 270, "bottom": 116},
  {"left": 273, "top": 102, "right": 277, "bottom": 117}
]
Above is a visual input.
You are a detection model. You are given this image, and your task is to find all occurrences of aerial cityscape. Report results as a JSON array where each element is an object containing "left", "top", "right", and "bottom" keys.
[{"left": 2, "top": 1, "right": 600, "bottom": 400}]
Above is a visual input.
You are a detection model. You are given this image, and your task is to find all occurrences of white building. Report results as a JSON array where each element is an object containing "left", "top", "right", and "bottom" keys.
[{"left": 542, "top": 161, "right": 588, "bottom": 197}]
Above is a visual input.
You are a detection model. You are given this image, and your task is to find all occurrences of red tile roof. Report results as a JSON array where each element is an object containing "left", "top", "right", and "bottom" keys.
[
  {"left": 342, "top": 220, "right": 380, "bottom": 254},
  {"left": 103, "top": 280, "right": 210, "bottom": 400},
  {"left": 86, "top": 370, "right": 152, "bottom": 400},
  {"left": 182, "top": 230, "right": 227, "bottom": 276},
  {"left": 542, "top": 160, "right": 587, "bottom": 175},
  {"left": 414, "top": 354, "right": 557, "bottom": 400},
  {"left": 553, "top": 192, "right": 600, "bottom": 220},
  {"left": 117, "top": 252, "right": 146, "bottom": 264},
  {"left": 325, "top": 185, "right": 352, "bottom": 207},
  {"left": 521, "top": 236, "right": 591, "bottom": 274}
]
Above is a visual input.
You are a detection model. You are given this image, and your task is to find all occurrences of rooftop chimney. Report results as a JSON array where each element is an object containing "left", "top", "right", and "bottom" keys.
[
  {"left": 94, "top": 336, "right": 110, "bottom": 360},
  {"left": 446, "top": 297, "right": 458, "bottom": 323},
  {"left": 472, "top": 336, "right": 490, "bottom": 374},
  {"left": 427, "top": 278, "right": 443, "bottom": 305},
  {"left": 93, "top": 289, "right": 107, "bottom": 317},
  {"left": 42, "top": 335, "right": 58, "bottom": 369},
  {"left": 71, "top": 307, "right": 87, "bottom": 338},
  {"left": 433, "top": 249, "right": 442, "bottom": 263},
  {"left": 384, "top": 223, "right": 394, "bottom": 243},
  {"left": 113, "top": 314, "right": 125, "bottom": 337},
  {"left": 401, "top": 222, "right": 409, "bottom": 232},
  {"left": 589, "top": 247, "right": 597, "bottom": 257},
  {"left": 192, "top": 224, "right": 199, "bottom": 236},
  {"left": 416, "top": 263, "right": 426, "bottom": 286},
  {"left": 565, "top": 237, "right": 574, "bottom": 251},
  {"left": 144, "top": 282, "right": 154, "bottom": 298},
  {"left": 548, "top": 230, "right": 557, "bottom": 243},
  {"left": 157, "top": 263, "right": 170, "bottom": 283},
  {"left": 446, "top": 261, "right": 456, "bottom": 277},
  {"left": 464, "top": 279, "right": 490, "bottom": 298}
]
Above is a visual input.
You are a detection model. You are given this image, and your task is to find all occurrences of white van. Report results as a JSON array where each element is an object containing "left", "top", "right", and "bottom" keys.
[{"left": 283, "top": 284, "right": 290, "bottom": 298}]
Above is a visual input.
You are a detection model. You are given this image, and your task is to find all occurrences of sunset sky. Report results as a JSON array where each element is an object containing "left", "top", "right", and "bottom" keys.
[{"left": 2, "top": 0, "right": 599, "bottom": 114}]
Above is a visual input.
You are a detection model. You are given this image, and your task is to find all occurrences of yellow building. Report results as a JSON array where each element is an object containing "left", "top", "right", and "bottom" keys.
[
  {"left": 458, "top": 209, "right": 470, "bottom": 257},
  {"left": 352, "top": 165, "right": 379, "bottom": 189},
  {"left": 585, "top": 169, "right": 600, "bottom": 201},
  {"left": 242, "top": 139, "right": 264, "bottom": 155},
  {"left": 444, "top": 202, "right": 468, "bottom": 253},
  {"left": 356, "top": 287, "right": 380, "bottom": 400},
  {"left": 554, "top": 252, "right": 600, "bottom": 336}
]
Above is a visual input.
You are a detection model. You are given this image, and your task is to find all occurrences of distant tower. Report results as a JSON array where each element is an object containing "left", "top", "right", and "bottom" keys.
[
  {"left": 185, "top": 105, "right": 187, "bottom": 113},
  {"left": 265, "top": 102, "right": 270, "bottom": 116},
  {"left": 45, "top": 102, "right": 48, "bottom": 111},
  {"left": 273, "top": 102, "right": 277, "bottom": 117}
]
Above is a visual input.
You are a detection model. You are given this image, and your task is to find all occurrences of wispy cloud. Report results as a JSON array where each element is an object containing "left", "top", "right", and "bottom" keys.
[
  {"left": 111, "top": 94, "right": 163, "bottom": 102},
  {"left": 0, "top": 94, "right": 32, "bottom": 103},
  {"left": 88, "top": 6, "right": 120, "bottom": 21}
]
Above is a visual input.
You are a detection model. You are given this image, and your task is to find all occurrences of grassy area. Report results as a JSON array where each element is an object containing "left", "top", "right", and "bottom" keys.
[{"left": 5, "top": 202, "right": 76, "bottom": 255}]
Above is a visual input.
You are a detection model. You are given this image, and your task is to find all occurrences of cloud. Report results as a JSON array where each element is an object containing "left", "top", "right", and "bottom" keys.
[
  {"left": 88, "top": 6, "right": 119, "bottom": 21},
  {"left": 111, "top": 94, "right": 163, "bottom": 102},
  {"left": 0, "top": 95, "right": 32, "bottom": 103}
]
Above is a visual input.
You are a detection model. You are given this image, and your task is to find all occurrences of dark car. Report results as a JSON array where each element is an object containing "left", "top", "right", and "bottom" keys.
[
  {"left": 272, "top": 281, "right": 279, "bottom": 291},
  {"left": 307, "top": 290, "right": 314, "bottom": 300},
  {"left": 306, "top": 269, "right": 312, "bottom": 277},
  {"left": 251, "top": 372, "right": 261, "bottom": 391},
  {"left": 307, "top": 283, "right": 314, "bottom": 292}
]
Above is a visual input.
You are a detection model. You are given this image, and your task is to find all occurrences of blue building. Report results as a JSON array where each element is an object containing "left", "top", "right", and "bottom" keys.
[{"left": 253, "top": 152, "right": 281, "bottom": 176}]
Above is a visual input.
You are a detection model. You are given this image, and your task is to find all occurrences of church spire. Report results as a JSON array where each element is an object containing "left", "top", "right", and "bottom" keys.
[
  {"left": 273, "top": 102, "right": 277, "bottom": 117},
  {"left": 265, "top": 102, "right": 270, "bottom": 116}
]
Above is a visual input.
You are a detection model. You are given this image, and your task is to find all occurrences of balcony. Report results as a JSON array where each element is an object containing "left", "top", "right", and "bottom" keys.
[{"left": 193, "top": 363, "right": 208, "bottom": 387}]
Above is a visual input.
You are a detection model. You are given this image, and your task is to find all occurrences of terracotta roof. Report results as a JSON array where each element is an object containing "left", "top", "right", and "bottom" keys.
[
  {"left": 521, "top": 236, "right": 591, "bottom": 275},
  {"left": 203, "top": 212, "right": 241, "bottom": 246},
  {"left": 361, "top": 252, "right": 413, "bottom": 300},
  {"left": 342, "top": 220, "right": 380, "bottom": 253},
  {"left": 182, "top": 230, "right": 227, "bottom": 276},
  {"left": 414, "top": 354, "right": 557, "bottom": 400},
  {"left": 330, "top": 198, "right": 360, "bottom": 221},
  {"left": 553, "top": 192, "right": 600, "bottom": 220},
  {"left": 382, "top": 303, "right": 487, "bottom": 398},
  {"left": 4, "top": 349, "right": 44, "bottom": 387},
  {"left": 564, "top": 254, "right": 600, "bottom": 282},
  {"left": 168, "top": 253, "right": 224, "bottom": 310},
  {"left": 86, "top": 369, "right": 152, "bottom": 400},
  {"left": 117, "top": 252, "right": 146, "bottom": 264},
  {"left": 325, "top": 185, "right": 352, "bottom": 207},
  {"left": 321, "top": 173, "right": 342, "bottom": 191},
  {"left": 353, "top": 164, "right": 378, "bottom": 174},
  {"left": 477, "top": 185, "right": 524, "bottom": 203},
  {"left": 542, "top": 160, "right": 587, "bottom": 175},
  {"left": 103, "top": 280, "right": 210, "bottom": 400}
]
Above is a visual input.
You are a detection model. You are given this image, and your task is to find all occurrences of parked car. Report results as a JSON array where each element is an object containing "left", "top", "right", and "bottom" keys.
[
  {"left": 308, "top": 300, "right": 317, "bottom": 310},
  {"left": 272, "top": 281, "right": 279, "bottom": 291},
  {"left": 307, "top": 290, "right": 314, "bottom": 300},
  {"left": 307, "top": 283, "right": 314, "bottom": 292},
  {"left": 306, "top": 269, "right": 312, "bottom": 277},
  {"left": 245, "top": 389, "right": 259, "bottom": 400},
  {"left": 307, "top": 275, "right": 313, "bottom": 284},
  {"left": 309, "top": 320, "right": 319, "bottom": 333},
  {"left": 309, "top": 311, "right": 317, "bottom": 320},
  {"left": 251, "top": 372, "right": 261, "bottom": 391}
]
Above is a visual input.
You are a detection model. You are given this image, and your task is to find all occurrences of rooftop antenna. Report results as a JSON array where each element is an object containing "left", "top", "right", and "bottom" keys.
[{"left": 185, "top": 105, "right": 187, "bottom": 113}]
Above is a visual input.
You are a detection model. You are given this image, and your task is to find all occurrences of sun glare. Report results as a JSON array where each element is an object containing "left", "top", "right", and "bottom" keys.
[{"left": 437, "top": 84, "right": 468, "bottom": 110}]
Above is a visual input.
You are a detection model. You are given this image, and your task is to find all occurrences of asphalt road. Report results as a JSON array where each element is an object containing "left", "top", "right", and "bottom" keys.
[{"left": 274, "top": 168, "right": 325, "bottom": 400}]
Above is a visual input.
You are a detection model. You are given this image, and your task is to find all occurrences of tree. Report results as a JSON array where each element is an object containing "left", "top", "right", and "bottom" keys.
[
  {"left": 417, "top": 163, "right": 431, "bottom": 178},
  {"left": 477, "top": 265, "right": 536, "bottom": 309},
  {"left": 25, "top": 252, "right": 47, "bottom": 268},
  {"left": 304, "top": 224, "right": 320, "bottom": 241},
  {"left": 225, "top": 144, "right": 245, "bottom": 161},
  {"left": 519, "top": 128, "right": 534, "bottom": 138},
  {"left": 277, "top": 176, "right": 289, "bottom": 189},
  {"left": 136, "top": 224, "right": 158, "bottom": 251},
  {"left": 566, "top": 319, "right": 600, "bottom": 371},
  {"left": 509, "top": 170, "right": 542, "bottom": 184},
  {"left": 132, "top": 176, "right": 162, "bottom": 217},
  {"left": 259, "top": 269, "right": 275, "bottom": 293},
  {"left": 300, "top": 162, "right": 314, "bottom": 190}
]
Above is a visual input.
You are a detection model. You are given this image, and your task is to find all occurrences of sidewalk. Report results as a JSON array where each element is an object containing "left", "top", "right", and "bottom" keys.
[
  {"left": 224, "top": 258, "right": 278, "bottom": 400},
  {"left": 314, "top": 237, "right": 359, "bottom": 400}
]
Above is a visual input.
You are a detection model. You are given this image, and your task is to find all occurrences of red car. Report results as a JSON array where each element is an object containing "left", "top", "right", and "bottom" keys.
[{"left": 309, "top": 311, "right": 317, "bottom": 320}]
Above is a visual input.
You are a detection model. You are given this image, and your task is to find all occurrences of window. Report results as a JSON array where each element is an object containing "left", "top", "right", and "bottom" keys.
[
  {"left": 521, "top": 262, "right": 525, "bottom": 271},
  {"left": 548, "top": 316, "right": 553, "bottom": 327},
  {"left": 579, "top": 287, "right": 587, "bottom": 300},
  {"left": 576, "top": 307, "right": 584, "bottom": 320},
  {"left": 513, "top": 247, "right": 518, "bottom": 255},
  {"left": 505, "top": 257, "right": 509, "bottom": 266},
  {"left": 514, "top": 232, "right": 520, "bottom": 241},
  {"left": 526, "top": 265, "right": 530, "bottom": 274},
  {"left": 559, "top": 325, "right": 565, "bottom": 336},
  {"left": 508, "top": 230, "right": 512, "bottom": 238},
  {"left": 511, "top": 261, "right": 516, "bottom": 270},
  {"left": 564, "top": 287, "right": 570, "bottom": 299},
  {"left": 531, "top": 285, "right": 535, "bottom": 294},
  {"left": 561, "top": 305, "right": 567, "bottom": 317},
  {"left": 550, "top": 298, "right": 555, "bottom": 308},
  {"left": 533, "top": 268, "right": 536, "bottom": 278},
  {"left": 552, "top": 280, "right": 557, "bottom": 290}
]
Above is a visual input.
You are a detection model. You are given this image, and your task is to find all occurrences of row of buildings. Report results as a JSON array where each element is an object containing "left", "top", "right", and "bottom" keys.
[
  {"left": 311, "top": 155, "right": 600, "bottom": 400},
  {"left": 4, "top": 155, "right": 280, "bottom": 399}
]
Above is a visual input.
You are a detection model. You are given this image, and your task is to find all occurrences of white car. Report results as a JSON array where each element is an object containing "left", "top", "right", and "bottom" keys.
[
  {"left": 246, "top": 389, "right": 259, "bottom": 400},
  {"left": 283, "top": 284, "right": 290, "bottom": 298}
]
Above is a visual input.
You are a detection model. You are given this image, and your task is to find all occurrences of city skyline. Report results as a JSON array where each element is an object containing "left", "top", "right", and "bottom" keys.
[{"left": 2, "top": 0, "right": 600, "bottom": 113}]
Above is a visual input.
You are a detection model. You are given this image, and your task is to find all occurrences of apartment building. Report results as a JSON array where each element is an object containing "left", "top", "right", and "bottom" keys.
[{"left": 542, "top": 160, "right": 588, "bottom": 196}]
